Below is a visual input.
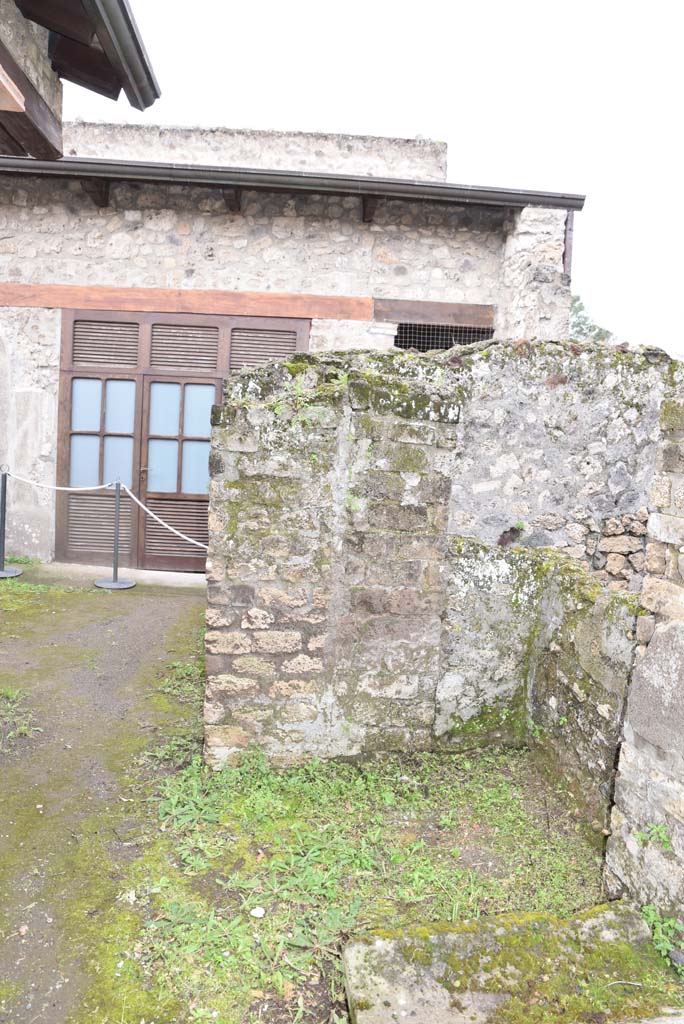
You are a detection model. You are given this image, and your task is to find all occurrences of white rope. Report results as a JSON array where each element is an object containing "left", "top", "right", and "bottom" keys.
[
  {"left": 7, "top": 472, "right": 115, "bottom": 492},
  {"left": 4, "top": 471, "right": 209, "bottom": 553},
  {"left": 121, "top": 485, "right": 209, "bottom": 551},
  {"left": 7, "top": 471, "right": 115, "bottom": 491}
]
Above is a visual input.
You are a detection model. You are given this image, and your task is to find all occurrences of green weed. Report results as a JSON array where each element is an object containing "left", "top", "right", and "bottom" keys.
[{"left": 0, "top": 686, "right": 41, "bottom": 752}]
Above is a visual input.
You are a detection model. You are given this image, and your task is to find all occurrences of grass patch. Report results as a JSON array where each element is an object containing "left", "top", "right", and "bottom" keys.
[
  {"left": 99, "top": 747, "right": 609, "bottom": 1023},
  {"left": 0, "top": 686, "right": 40, "bottom": 752}
]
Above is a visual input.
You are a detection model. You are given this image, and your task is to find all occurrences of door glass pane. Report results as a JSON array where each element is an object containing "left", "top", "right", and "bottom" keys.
[
  {"left": 71, "top": 379, "right": 102, "bottom": 432},
  {"left": 104, "top": 380, "right": 136, "bottom": 433},
  {"left": 69, "top": 435, "right": 100, "bottom": 486},
  {"left": 183, "top": 384, "right": 215, "bottom": 437},
  {"left": 181, "top": 440, "right": 210, "bottom": 493},
  {"left": 149, "top": 382, "right": 181, "bottom": 436},
  {"left": 148, "top": 439, "right": 178, "bottom": 492},
  {"left": 103, "top": 436, "right": 134, "bottom": 488}
]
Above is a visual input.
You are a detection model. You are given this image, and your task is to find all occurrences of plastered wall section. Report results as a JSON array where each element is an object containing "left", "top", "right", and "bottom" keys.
[
  {"left": 606, "top": 372, "right": 684, "bottom": 922},
  {"left": 0, "top": 0, "right": 62, "bottom": 118},
  {"left": 0, "top": 306, "right": 60, "bottom": 559},
  {"left": 62, "top": 123, "right": 448, "bottom": 180}
]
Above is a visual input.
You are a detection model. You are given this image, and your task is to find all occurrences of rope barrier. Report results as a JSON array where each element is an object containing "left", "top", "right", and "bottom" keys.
[
  {"left": 8, "top": 472, "right": 115, "bottom": 492},
  {"left": 121, "top": 485, "right": 209, "bottom": 551},
  {"left": 4, "top": 471, "right": 209, "bottom": 552}
]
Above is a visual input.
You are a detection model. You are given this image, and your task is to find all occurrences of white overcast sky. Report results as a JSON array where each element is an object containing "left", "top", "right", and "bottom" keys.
[{"left": 64, "top": 0, "right": 683, "bottom": 355}]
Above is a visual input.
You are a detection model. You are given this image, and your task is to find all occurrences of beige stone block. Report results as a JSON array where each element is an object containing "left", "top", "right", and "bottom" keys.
[
  {"left": 282, "top": 654, "right": 323, "bottom": 675},
  {"left": 204, "top": 724, "right": 251, "bottom": 750},
  {"left": 649, "top": 476, "right": 672, "bottom": 510},
  {"left": 606, "top": 553, "right": 627, "bottom": 575},
  {"left": 640, "top": 576, "right": 684, "bottom": 620},
  {"left": 207, "top": 674, "right": 259, "bottom": 698},
  {"left": 645, "top": 541, "right": 667, "bottom": 575},
  {"left": 252, "top": 630, "right": 302, "bottom": 653},
  {"left": 206, "top": 607, "right": 237, "bottom": 629},
  {"left": 270, "top": 678, "right": 316, "bottom": 698},
  {"left": 232, "top": 655, "right": 277, "bottom": 679},
  {"left": 205, "top": 630, "right": 252, "bottom": 655},
  {"left": 258, "top": 586, "right": 308, "bottom": 609},
  {"left": 636, "top": 615, "right": 656, "bottom": 644},
  {"left": 307, "top": 634, "right": 327, "bottom": 651},
  {"left": 648, "top": 512, "right": 684, "bottom": 547},
  {"left": 241, "top": 607, "right": 275, "bottom": 629},
  {"left": 602, "top": 517, "right": 624, "bottom": 536},
  {"left": 203, "top": 700, "right": 227, "bottom": 725},
  {"left": 628, "top": 550, "right": 645, "bottom": 572},
  {"left": 279, "top": 701, "right": 319, "bottom": 723},
  {"left": 598, "top": 535, "right": 642, "bottom": 554}
]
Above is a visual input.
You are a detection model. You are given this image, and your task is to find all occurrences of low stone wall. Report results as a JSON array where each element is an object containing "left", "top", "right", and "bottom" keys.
[
  {"left": 205, "top": 344, "right": 653, "bottom": 831},
  {"left": 606, "top": 388, "right": 684, "bottom": 919}
]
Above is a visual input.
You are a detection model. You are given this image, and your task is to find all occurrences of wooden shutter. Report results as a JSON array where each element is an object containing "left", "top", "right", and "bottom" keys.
[
  {"left": 66, "top": 492, "right": 133, "bottom": 558},
  {"left": 150, "top": 323, "right": 220, "bottom": 371},
  {"left": 229, "top": 327, "right": 299, "bottom": 370},
  {"left": 72, "top": 319, "right": 139, "bottom": 366}
]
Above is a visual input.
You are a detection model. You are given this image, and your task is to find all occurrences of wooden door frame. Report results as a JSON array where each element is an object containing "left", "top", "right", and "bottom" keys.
[{"left": 56, "top": 308, "right": 310, "bottom": 569}]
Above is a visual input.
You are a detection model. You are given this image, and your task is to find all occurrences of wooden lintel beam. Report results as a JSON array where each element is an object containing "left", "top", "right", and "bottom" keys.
[
  {"left": 362, "top": 195, "right": 381, "bottom": 223},
  {"left": 373, "top": 297, "right": 495, "bottom": 329},
  {"left": 81, "top": 178, "right": 111, "bottom": 208},
  {"left": 222, "top": 187, "right": 242, "bottom": 213},
  {"left": 0, "top": 282, "right": 374, "bottom": 322},
  {"left": 0, "top": 40, "right": 61, "bottom": 158}
]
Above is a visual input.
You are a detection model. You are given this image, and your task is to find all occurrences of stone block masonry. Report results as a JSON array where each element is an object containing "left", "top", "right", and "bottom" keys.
[
  {"left": 606, "top": 373, "right": 684, "bottom": 921},
  {"left": 205, "top": 341, "right": 675, "bottom": 831}
]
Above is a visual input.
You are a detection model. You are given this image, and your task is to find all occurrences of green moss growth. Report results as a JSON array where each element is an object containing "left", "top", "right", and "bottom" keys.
[{"left": 362, "top": 906, "right": 684, "bottom": 1022}]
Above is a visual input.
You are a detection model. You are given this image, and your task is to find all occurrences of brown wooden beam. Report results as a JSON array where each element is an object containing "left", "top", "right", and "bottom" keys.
[
  {"left": 0, "top": 282, "right": 374, "bottom": 322},
  {"left": 373, "top": 298, "right": 495, "bottom": 329},
  {"left": 48, "top": 34, "right": 121, "bottom": 101},
  {"left": 0, "top": 62, "right": 25, "bottom": 112},
  {"left": 0, "top": 40, "right": 61, "bottom": 158},
  {"left": 222, "top": 187, "right": 242, "bottom": 213},
  {"left": 81, "top": 178, "right": 111, "bottom": 207},
  {"left": 0, "top": 122, "right": 25, "bottom": 156},
  {"left": 16, "top": 0, "right": 96, "bottom": 45}
]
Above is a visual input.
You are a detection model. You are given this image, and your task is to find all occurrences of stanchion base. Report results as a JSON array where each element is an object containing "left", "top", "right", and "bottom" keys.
[
  {"left": 0, "top": 566, "right": 23, "bottom": 579},
  {"left": 94, "top": 578, "right": 136, "bottom": 590}
]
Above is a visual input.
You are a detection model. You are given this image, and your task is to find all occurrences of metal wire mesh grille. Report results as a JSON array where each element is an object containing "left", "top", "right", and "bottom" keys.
[{"left": 394, "top": 323, "right": 495, "bottom": 352}]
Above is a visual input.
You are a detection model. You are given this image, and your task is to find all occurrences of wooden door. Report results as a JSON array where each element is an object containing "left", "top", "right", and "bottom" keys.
[
  {"left": 56, "top": 310, "right": 309, "bottom": 570},
  {"left": 138, "top": 375, "right": 220, "bottom": 571}
]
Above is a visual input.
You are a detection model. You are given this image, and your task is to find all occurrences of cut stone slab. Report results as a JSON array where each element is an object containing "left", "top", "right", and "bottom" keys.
[{"left": 342, "top": 902, "right": 684, "bottom": 1024}]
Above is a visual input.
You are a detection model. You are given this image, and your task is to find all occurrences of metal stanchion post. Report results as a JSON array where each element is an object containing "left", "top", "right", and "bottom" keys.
[
  {"left": 0, "top": 467, "right": 22, "bottom": 579},
  {"left": 95, "top": 480, "right": 135, "bottom": 590}
]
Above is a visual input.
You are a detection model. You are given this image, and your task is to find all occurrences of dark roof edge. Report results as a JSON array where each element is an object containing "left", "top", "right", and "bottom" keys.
[
  {"left": 80, "top": 0, "right": 160, "bottom": 110},
  {"left": 0, "top": 154, "right": 585, "bottom": 210}
]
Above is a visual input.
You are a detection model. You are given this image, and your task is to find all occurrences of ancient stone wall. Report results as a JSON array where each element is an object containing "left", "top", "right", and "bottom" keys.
[
  {"left": 0, "top": 149, "right": 572, "bottom": 561},
  {"left": 63, "top": 122, "right": 449, "bottom": 180},
  {"left": 205, "top": 343, "right": 673, "bottom": 836},
  {"left": 606, "top": 372, "right": 684, "bottom": 919}
]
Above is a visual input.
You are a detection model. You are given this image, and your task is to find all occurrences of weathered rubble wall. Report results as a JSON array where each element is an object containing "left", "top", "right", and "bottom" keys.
[
  {"left": 205, "top": 342, "right": 671, "bottom": 822},
  {"left": 606, "top": 383, "right": 684, "bottom": 919},
  {"left": 441, "top": 538, "right": 636, "bottom": 828}
]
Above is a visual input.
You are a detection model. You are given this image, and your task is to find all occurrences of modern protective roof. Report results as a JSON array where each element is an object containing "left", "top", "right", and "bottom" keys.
[{"left": 0, "top": 153, "right": 585, "bottom": 211}]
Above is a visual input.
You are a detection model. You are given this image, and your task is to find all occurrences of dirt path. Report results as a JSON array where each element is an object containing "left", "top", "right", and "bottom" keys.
[{"left": 0, "top": 574, "right": 205, "bottom": 1024}]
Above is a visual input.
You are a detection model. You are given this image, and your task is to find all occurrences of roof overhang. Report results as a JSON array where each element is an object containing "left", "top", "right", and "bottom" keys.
[
  {"left": 15, "top": 0, "right": 160, "bottom": 110},
  {"left": 0, "top": 154, "right": 586, "bottom": 213}
]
